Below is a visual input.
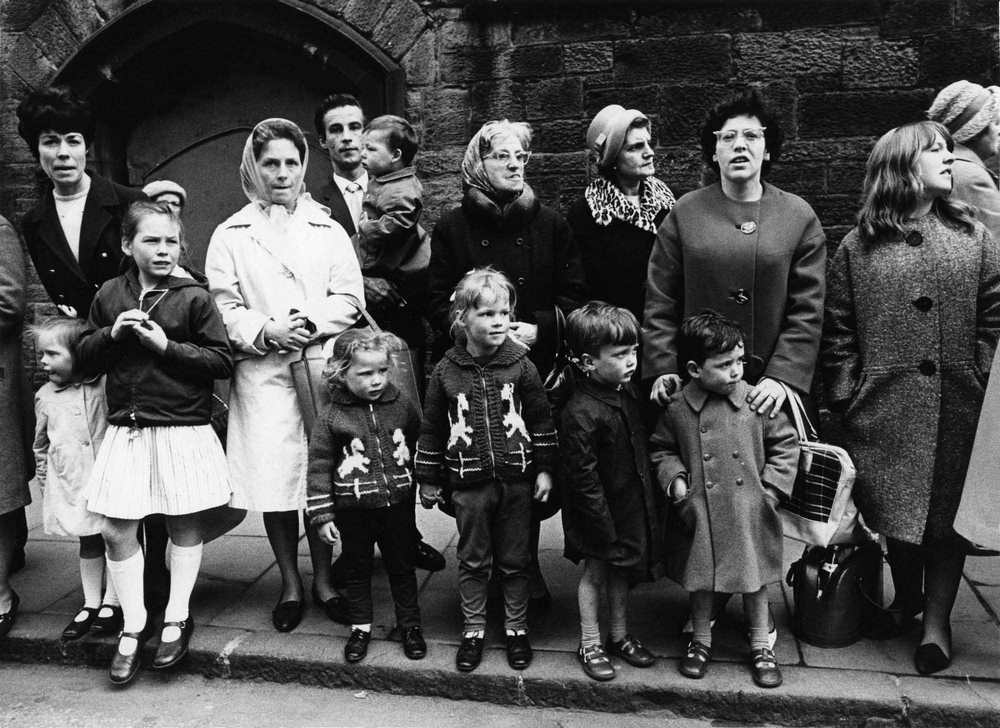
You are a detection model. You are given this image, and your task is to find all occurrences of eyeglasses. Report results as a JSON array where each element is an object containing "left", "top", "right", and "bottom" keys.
[
  {"left": 483, "top": 150, "right": 532, "bottom": 165},
  {"left": 713, "top": 127, "right": 767, "bottom": 146}
]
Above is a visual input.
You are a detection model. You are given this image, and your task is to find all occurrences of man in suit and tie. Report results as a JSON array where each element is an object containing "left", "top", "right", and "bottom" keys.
[{"left": 311, "top": 94, "right": 445, "bottom": 602}]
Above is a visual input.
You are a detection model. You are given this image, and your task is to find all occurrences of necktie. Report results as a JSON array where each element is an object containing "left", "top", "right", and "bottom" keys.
[{"left": 345, "top": 182, "right": 363, "bottom": 226}]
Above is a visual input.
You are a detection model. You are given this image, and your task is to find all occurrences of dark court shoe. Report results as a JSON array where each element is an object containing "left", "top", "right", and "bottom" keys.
[
  {"left": 578, "top": 643, "right": 615, "bottom": 681},
  {"left": 402, "top": 625, "right": 427, "bottom": 660},
  {"left": 344, "top": 628, "right": 371, "bottom": 663},
  {"left": 109, "top": 625, "right": 152, "bottom": 686},
  {"left": 915, "top": 642, "right": 951, "bottom": 675},
  {"left": 61, "top": 606, "right": 99, "bottom": 641},
  {"left": 455, "top": 635, "right": 484, "bottom": 672},
  {"left": 272, "top": 600, "right": 303, "bottom": 633},
  {"left": 91, "top": 604, "right": 124, "bottom": 635},
  {"left": 605, "top": 633, "right": 655, "bottom": 668},
  {"left": 152, "top": 619, "right": 194, "bottom": 670},
  {"left": 311, "top": 586, "right": 350, "bottom": 625},
  {"left": 506, "top": 633, "right": 533, "bottom": 670},
  {"left": 0, "top": 591, "right": 20, "bottom": 639},
  {"left": 750, "top": 647, "right": 783, "bottom": 688},
  {"left": 415, "top": 541, "right": 446, "bottom": 572}
]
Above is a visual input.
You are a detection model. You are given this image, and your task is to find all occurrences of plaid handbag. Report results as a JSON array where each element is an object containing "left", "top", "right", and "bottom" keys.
[{"left": 778, "top": 382, "right": 863, "bottom": 547}]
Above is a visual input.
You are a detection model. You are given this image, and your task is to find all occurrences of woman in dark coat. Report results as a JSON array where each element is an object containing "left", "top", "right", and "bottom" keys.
[
  {"left": 567, "top": 105, "right": 675, "bottom": 325},
  {"left": 427, "top": 119, "right": 588, "bottom": 609},
  {"left": 822, "top": 120, "right": 1000, "bottom": 675}
]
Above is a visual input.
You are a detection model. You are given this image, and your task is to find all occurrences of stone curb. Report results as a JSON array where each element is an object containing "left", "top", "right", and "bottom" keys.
[{"left": 4, "top": 614, "right": 1000, "bottom": 727}]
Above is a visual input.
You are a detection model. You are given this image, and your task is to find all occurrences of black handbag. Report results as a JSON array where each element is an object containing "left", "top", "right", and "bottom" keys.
[{"left": 785, "top": 540, "right": 882, "bottom": 647}]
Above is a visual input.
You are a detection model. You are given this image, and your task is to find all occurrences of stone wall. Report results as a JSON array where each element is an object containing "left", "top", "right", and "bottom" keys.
[{"left": 1, "top": 0, "right": 998, "bottom": 331}]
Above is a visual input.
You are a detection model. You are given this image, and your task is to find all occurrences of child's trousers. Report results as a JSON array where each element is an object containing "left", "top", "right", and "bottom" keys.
[
  {"left": 452, "top": 478, "right": 531, "bottom": 632},
  {"left": 335, "top": 502, "right": 421, "bottom": 629}
]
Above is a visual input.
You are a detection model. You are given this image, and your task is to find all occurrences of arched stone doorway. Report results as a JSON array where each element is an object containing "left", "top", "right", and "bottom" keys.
[{"left": 52, "top": 0, "right": 405, "bottom": 267}]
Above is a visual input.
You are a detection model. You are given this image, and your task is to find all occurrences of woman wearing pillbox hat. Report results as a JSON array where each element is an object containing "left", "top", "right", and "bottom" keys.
[
  {"left": 142, "top": 180, "right": 187, "bottom": 216},
  {"left": 927, "top": 80, "right": 1000, "bottom": 241},
  {"left": 566, "top": 105, "right": 675, "bottom": 327}
]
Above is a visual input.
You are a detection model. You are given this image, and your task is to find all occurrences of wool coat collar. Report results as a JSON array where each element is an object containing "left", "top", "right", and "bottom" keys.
[
  {"left": 462, "top": 183, "right": 540, "bottom": 231},
  {"left": 681, "top": 379, "right": 746, "bottom": 412},
  {"left": 444, "top": 336, "right": 528, "bottom": 369}
]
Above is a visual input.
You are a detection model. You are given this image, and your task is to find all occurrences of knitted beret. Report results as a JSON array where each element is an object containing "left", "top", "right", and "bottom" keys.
[
  {"left": 927, "top": 81, "right": 997, "bottom": 144},
  {"left": 586, "top": 104, "right": 649, "bottom": 172},
  {"left": 142, "top": 179, "right": 187, "bottom": 205}
]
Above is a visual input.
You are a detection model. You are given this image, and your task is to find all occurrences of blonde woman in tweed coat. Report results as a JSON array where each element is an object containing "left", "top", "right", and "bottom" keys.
[{"left": 822, "top": 120, "right": 1000, "bottom": 675}]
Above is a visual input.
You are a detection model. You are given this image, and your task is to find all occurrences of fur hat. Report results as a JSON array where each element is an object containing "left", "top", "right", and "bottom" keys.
[
  {"left": 142, "top": 179, "right": 187, "bottom": 206},
  {"left": 586, "top": 104, "right": 649, "bottom": 172},
  {"left": 926, "top": 81, "right": 997, "bottom": 144}
]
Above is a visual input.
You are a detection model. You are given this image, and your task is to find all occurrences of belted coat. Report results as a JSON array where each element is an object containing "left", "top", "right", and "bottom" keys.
[{"left": 822, "top": 214, "right": 1000, "bottom": 544}]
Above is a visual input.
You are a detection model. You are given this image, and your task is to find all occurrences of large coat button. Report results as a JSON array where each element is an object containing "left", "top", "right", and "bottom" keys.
[
  {"left": 918, "top": 360, "right": 937, "bottom": 376},
  {"left": 905, "top": 231, "right": 923, "bottom": 247},
  {"left": 912, "top": 296, "right": 933, "bottom": 312}
]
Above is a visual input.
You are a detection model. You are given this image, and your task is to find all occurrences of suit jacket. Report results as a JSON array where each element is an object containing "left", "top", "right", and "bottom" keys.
[
  {"left": 21, "top": 174, "right": 146, "bottom": 317},
  {"left": 316, "top": 179, "right": 357, "bottom": 237}
]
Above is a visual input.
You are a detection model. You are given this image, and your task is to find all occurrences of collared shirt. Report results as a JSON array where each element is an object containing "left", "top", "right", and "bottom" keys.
[{"left": 333, "top": 171, "right": 368, "bottom": 226}]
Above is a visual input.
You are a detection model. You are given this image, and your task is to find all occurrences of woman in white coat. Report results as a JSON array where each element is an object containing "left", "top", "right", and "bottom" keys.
[{"left": 206, "top": 118, "right": 364, "bottom": 631}]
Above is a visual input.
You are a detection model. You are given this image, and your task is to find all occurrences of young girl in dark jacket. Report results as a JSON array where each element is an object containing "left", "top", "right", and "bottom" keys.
[
  {"left": 416, "top": 267, "right": 556, "bottom": 674},
  {"left": 306, "top": 329, "right": 425, "bottom": 665},
  {"left": 78, "top": 200, "right": 236, "bottom": 686}
]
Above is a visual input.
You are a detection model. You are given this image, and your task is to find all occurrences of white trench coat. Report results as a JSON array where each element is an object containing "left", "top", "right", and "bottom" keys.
[{"left": 206, "top": 199, "right": 363, "bottom": 511}]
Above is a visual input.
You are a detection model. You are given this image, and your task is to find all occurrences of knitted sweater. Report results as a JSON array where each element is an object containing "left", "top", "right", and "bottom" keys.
[
  {"left": 416, "top": 337, "right": 556, "bottom": 487},
  {"left": 306, "top": 382, "right": 420, "bottom": 521}
]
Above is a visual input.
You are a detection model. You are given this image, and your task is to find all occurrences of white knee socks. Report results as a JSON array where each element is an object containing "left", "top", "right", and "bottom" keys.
[
  {"left": 106, "top": 549, "right": 147, "bottom": 640},
  {"left": 164, "top": 542, "right": 203, "bottom": 625}
]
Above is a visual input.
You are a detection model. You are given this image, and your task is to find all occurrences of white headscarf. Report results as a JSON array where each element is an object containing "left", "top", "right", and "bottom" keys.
[
  {"left": 239, "top": 118, "right": 309, "bottom": 230},
  {"left": 461, "top": 119, "right": 533, "bottom": 198}
]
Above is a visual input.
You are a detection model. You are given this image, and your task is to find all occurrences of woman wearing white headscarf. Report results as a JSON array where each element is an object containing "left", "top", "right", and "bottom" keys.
[{"left": 206, "top": 118, "right": 364, "bottom": 632}]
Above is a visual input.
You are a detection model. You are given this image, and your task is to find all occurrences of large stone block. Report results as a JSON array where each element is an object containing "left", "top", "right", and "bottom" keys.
[
  {"left": 8, "top": 33, "right": 58, "bottom": 89},
  {"left": 735, "top": 29, "right": 870, "bottom": 81},
  {"left": 507, "top": 44, "right": 562, "bottom": 79},
  {"left": 27, "top": 6, "right": 80, "bottom": 70},
  {"left": 439, "top": 45, "right": 503, "bottom": 84},
  {"left": 827, "top": 160, "right": 867, "bottom": 195},
  {"left": 843, "top": 39, "right": 920, "bottom": 89},
  {"left": 767, "top": 162, "right": 827, "bottom": 197},
  {"left": 564, "top": 42, "right": 613, "bottom": 75},
  {"left": 655, "top": 84, "right": 735, "bottom": 147},
  {"left": 810, "top": 193, "right": 861, "bottom": 227},
  {"left": 798, "top": 90, "right": 934, "bottom": 139},
  {"left": 401, "top": 31, "right": 435, "bottom": 87},
  {"left": 342, "top": 0, "right": 392, "bottom": 36},
  {"left": 782, "top": 138, "right": 877, "bottom": 164},
  {"left": 530, "top": 119, "right": 590, "bottom": 154},
  {"left": 311, "top": 0, "right": 352, "bottom": 18},
  {"left": 614, "top": 35, "right": 731, "bottom": 84},
  {"left": 4, "top": 0, "right": 48, "bottom": 31},
  {"left": 438, "top": 19, "right": 510, "bottom": 54},
  {"left": 585, "top": 83, "right": 660, "bottom": 119},
  {"left": 530, "top": 151, "right": 587, "bottom": 177},
  {"left": 419, "top": 88, "right": 470, "bottom": 149},
  {"left": 518, "top": 77, "right": 583, "bottom": 121},
  {"left": 54, "top": 0, "right": 104, "bottom": 41},
  {"left": 654, "top": 146, "right": 704, "bottom": 197},
  {"left": 469, "top": 80, "right": 524, "bottom": 128},
  {"left": 511, "top": 12, "right": 630, "bottom": 45},
  {"left": 918, "top": 30, "right": 998, "bottom": 87},
  {"left": 881, "top": 0, "right": 954, "bottom": 37},
  {"left": 371, "top": 0, "right": 428, "bottom": 59},
  {"left": 415, "top": 147, "right": 464, "bottom": 178},
  {"left": 955, "top": 0, "right": 999, "bottom": 26}
]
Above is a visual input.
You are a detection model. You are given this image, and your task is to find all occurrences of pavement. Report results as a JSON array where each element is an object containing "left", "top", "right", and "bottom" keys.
[{"left": 3, "top": 482, "right": 1000, "bottom": 728}]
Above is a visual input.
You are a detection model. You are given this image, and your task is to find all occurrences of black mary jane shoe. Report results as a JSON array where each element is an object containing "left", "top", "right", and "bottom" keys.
[
  {"left": 91, "top": 604, "right": 124, "bottom": 635},
  {"left": 272, "top": 600, "right": 304, "bottom": 633},
  {"left": 311, "top": 585, "right": 349, "bottom": 625},
  {"left": 344, "top": 628, "right": 371, "bottom": 663},
  {"left": 61, "top": 606, "right": 99, "bottom": 641},
  {"left": 750, "top": 647, "right": 783, "bottom": 688},
  {"left": 605, "top": 633, "right": 655, "bottom": 668},
  {"left": 108, "top": 625, "right": 152, "bottom": 686},
  {"left": 915, "top": 640, "right": 952, "bottom": 675},
  {"left": 152, "top": 619, "right": 194, "bottom": 670},
  {"left": 0, "top": 590, "right": 20, "bottom": 639},
  {"left": 401, "top": 625, "right": 427, "bottom": 660}
]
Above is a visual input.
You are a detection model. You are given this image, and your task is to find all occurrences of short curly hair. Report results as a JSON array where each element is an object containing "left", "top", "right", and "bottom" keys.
[
  {"left": 323, "top": 328, "right": 405, "bottom": 391},
  {"left": 698, "top": 88, "right": 784, "bottom": 180},
  {"left": 17, "top": 86, "right": 95, "bottom": 156}
]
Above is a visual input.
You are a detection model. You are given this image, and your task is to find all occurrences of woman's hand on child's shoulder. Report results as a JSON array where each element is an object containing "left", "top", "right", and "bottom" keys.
[{"left": 315, "top": 520, "right": 340, "bottom": 547}]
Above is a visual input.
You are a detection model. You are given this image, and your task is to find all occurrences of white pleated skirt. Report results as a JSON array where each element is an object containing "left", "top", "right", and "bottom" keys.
[{"left": 86, "top": 424, "right": 232, "bottom": 519}]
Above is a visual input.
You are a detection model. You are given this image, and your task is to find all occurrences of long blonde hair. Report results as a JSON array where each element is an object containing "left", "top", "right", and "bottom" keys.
[{"left": 857, "top": 120, "right": 974, "bottom": 244}]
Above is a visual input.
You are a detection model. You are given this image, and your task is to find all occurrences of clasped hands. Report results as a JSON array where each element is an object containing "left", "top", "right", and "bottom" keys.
[
  {"left": 263, "top": 310, "right": 314, "bottom": 351},
  {"left": 111, "top": 309, "right": 168, "bottom": 355}
]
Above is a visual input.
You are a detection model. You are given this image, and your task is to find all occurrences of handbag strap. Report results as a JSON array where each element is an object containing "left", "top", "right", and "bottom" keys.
[
  {"left": 778, "top": 381, "right": 818, "bottom": 441},
  {"left": 296, "top": 296, "right": 381, "bottom": 362}
]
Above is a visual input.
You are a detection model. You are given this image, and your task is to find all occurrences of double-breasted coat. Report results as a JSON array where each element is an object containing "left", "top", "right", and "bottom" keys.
[
  {"left": 20, "top": 174, "right": 145, "bottom": 317},
  {"left": 649, "top": 380, "right": 799, "bottom": 593},
  {"left": 0, "top": 216, "right": 32, "bottom": 516},
  {"left": 822, "top": 214, "right": 1000, "bottom": 545},
  {"left": 206, "top": 199, "right": 364, "bottom": 512},
  {"left": 558, "top": 374, "right": 661, "bottom": 581}
]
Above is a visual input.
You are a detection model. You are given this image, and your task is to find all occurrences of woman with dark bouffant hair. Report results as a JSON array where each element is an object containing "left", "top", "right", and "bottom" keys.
[{"left": 822, "top": 120, "right": 1000, "bottom": 675}]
